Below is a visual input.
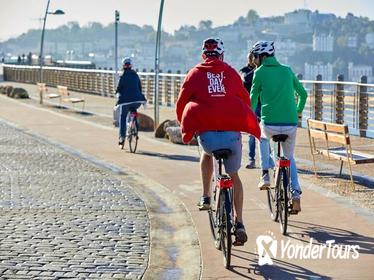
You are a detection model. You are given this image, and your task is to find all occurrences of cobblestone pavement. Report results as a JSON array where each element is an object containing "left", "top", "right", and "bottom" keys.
[{"left": 0, "top": 121, "right": 149, "bottom": 279}]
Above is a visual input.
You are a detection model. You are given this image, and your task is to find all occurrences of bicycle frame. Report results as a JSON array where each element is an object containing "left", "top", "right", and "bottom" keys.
[
  {"left": 274, "top": 140, "right": 291, "bottom": 235},
  {"left": 209, "top": 155, "right": 234, "bottom": 268}
]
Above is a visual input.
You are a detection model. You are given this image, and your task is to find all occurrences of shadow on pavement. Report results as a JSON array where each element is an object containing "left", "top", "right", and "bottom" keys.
[
  {"left": 230, "top": 250, "right": 331, "bottom": 280},
  {"left": 136, "top": 151, "right": 199, "bottom": 162},
  {"left": 288, "top": 221, "right": 374, "bottom": 255}
]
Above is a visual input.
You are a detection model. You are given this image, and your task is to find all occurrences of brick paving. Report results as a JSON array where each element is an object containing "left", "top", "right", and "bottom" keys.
[{"left": 0, "top": 121, "right": 149, "bottom": 279}]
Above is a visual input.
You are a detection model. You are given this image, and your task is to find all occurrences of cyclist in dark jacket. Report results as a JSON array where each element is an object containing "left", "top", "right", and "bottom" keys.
[
  {"left": 239, "top": 52, "right": 262, "bottom": 169},
  {"left": 116, "top": 57, "right": 146, "bottom": 147}
]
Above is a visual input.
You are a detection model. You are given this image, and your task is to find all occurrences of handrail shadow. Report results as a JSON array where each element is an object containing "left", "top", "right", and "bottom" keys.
[
  {"left": 136, "top": 151, "right": 199, "bottom": 162},
  {"left": 230, "top": 249, "right": 331, "bottom": 280},
  {"left": 287, "top": 221, "right": 374, "bottom": 255}
]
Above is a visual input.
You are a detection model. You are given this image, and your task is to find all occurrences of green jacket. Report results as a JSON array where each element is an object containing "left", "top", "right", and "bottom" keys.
[{"left": 250, "top": 56, "right": 307, "bottom": 126}]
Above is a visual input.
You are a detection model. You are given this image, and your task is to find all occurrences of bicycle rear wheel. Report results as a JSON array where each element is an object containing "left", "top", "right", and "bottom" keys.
[
  {"left": 208, "top": 185, "right": 220, "bottom": 249},
  {"left": 219, "top": 189, "right": 232, "bottom": 269},
  {"left": 128, "top": 122, "right": 138, "bottom": 153},
  {"left": 278, "top": 168, "right": 289, "bottom": 235},
  {"left": 267, "top": 171, "right": 278, "bottom": 221}
]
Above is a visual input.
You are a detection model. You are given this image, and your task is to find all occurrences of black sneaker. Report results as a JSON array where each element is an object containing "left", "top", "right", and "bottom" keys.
[
  {"left": 233, "top": 221, "right": 248, "bottom": 246},
  {"left": 118, "top": 137, "right": 125, "bottom": 149},
  {"left": 197, "top": 196, "right": 210, "bottom": 210}
]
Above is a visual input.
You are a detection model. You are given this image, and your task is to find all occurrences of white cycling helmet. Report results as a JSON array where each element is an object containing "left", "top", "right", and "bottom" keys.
[
  {"left": 122, "top": 57, "right": 132, "bottom": 65},
  {"left": 251, "top": 41, "right": 275, "bottom": 56},
  {"left": 202, "top": 38, "right": 224, "bottom": 56}
]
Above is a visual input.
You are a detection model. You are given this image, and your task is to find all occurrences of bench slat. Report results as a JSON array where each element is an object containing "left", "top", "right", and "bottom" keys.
[
  {"left": 326, "top": 132, "right": 349, "bottom": 145},
  {"left": 325, "top": 123, "right": 348, "bottom": 134},
  {"left": 309, "top": 129, "right": 326, "bottom": 140},
  {"left": 318, "top": 147, "right": 374, "bottom": 164},
  {"left": 308, "top": 119, "right": 326, "bottom": 130}
]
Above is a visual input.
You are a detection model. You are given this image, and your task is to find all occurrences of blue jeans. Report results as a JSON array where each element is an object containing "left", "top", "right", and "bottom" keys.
[
  {"left": 258, "top": 124, "right": 301, "bottom": 196},
  {"left": 119, "top": 103, "right": 141, "bottom": 138},
  {"left": 249, "top": 136, "right": 256, "bottom": 160}
]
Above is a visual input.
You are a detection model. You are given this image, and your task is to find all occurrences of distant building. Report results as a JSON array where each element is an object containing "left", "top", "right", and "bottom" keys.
[
  {"left": 304, "top": 62, "right": 333, "bottom": 80},
  {"left": 310, "top": 11, "right": 336, "bottom": 24},
  {"left": 348, "top": 62, "right": 373, "bottom": 82},
  {"left": 313, "top": 33, "right": 334, "bottom": 52},
  {"left": 285, "top": 9, "right": 311, "bottom": 26},
  {"left": 365, "top": 33, "right": 374, "bottom": 49},
  {"left": 346, "top": 35, "right": 358, "bottom": 48},
  {"left": 216, "top": 26, "right": 240, "bottom": 43}
]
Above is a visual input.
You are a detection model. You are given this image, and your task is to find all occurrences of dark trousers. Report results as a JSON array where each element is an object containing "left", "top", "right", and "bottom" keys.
[
  {"left": 119, "top": 103, "right": 141, "bottom": 138},
  {"left": 248, "top": 104, "right": 261, "bottom": 160}
]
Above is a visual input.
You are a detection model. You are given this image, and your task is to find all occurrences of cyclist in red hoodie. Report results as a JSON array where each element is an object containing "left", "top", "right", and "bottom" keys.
[{"left": 176, "top": 38, "right": 260, "bottom": 245}]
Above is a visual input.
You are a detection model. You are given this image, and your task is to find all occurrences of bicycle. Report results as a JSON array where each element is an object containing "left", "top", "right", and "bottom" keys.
[
  {"left": 207, "top": 149, "right": 234, "bottom": 269},
  {"left": 266, "top": 134, "right": 294, "bottom": 235},
  {"left": 117, "top": 101, "right": 146, "bottom": 153}
]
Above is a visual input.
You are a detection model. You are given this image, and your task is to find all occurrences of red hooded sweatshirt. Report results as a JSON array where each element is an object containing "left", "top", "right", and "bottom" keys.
[{"left": 176, "top": 57, "right": 261, "bottom": 143}]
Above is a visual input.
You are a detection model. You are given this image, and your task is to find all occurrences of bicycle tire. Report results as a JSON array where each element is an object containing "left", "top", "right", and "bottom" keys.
[
  {"left": 208, "top": 184, "right": 219, "bottom": 247},
  {"left": 219, "top": 189, "right": 232, "bottom": 269},
  {"left": 278, "top": 167, "right": 289, "bottom": 235},
  {"left": 128, "top": 120, "right": 138, "bottom": 153},
  {"left": 266, "top": 171, "right": 278, "bottom": 221}
]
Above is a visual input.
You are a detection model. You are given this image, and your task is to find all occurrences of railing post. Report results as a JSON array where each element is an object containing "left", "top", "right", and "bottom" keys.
[
  {"left": 358, "top": 76, "right": 368, "bottom": 137},
  {"left": 296, "top": 74, "right": 303, "bottom": 127},
  {"left": 314, "top": 74, "right": 323, "bottom": 121},
  {"left": 335, "top": 74, "right": 345, "bottom": 124}
]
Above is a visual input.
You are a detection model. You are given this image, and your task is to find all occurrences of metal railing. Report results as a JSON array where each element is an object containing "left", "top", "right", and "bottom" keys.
[
  {"left": 3, "top": 64, "right": 374, "bottom": 138},
  {"left": 2, "top": 64, "right": 184, "bottom": 105}
]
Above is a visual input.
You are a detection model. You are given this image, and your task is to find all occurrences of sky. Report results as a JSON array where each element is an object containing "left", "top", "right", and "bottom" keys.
[{"left": 0, "top": 0, "right": 374, "bottom": 42}]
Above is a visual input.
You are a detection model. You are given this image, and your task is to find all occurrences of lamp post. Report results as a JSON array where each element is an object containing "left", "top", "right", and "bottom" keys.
[
  {"left": 39, "top": 0, "right": 64, "bottom": 104},
  {"left": 114, "top": 10, "right": 120, "bottom": 85},
  {"left": 154, "top": 0, "right": 165, "bottom": 129}
]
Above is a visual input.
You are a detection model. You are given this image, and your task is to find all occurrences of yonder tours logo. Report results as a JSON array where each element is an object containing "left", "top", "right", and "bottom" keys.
[{"left": 256, "top": 231, "right": 360, "bottom": 266}]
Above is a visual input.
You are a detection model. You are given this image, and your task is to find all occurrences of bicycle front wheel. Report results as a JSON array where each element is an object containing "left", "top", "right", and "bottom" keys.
[
  {"left": 278, "top": 167, "right": 289, "bottom": 235},
  {"left": 219, "top": 189, "right": 232, "bottom": 269},
  {"left": 128, "top": 124, "right": 138, "bottom": 153}
]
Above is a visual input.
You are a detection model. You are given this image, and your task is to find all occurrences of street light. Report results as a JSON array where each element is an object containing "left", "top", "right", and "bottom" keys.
[
  {"left": 154, "top": 0, "right": 165, "bottom": 129},
  {"left": 39, "top": 0, "right": 65, "bottom": 103},
  {"left": 114, "top": 10, "right": 120, "bottom": 85}
]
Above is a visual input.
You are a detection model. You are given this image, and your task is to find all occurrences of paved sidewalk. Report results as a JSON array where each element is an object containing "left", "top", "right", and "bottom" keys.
[{"left": 0, "top": 121, "right": 149, "bottom": 279}]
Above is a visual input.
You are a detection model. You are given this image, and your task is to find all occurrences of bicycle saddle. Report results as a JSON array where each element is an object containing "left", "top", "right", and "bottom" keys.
[
  {"left": 272, "top": 134, "right": 288, "bottom": 142},
  {"left": 212, "top": 149, "right": 232, "bottom": 160}
]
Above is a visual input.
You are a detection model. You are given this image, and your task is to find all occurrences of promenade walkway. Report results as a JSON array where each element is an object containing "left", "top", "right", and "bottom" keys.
[{"left": 0, "top": 82, "right": 374, "bottom": 279}]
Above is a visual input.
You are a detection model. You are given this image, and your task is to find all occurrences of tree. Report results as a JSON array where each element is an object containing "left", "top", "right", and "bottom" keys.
[
  {"left": 198, "top": 20, "right": 213, "bottom": 31},
  {"left": 246, "top": 9, "right": 259, "bottom": 24}
]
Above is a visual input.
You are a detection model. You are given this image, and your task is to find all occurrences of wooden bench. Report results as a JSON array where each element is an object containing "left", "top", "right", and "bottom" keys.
[
  {"left": 57, "top": 85, "right": 85, "bottom": 112},
  {"left": 307, "top": 119, "right": 374, "bottom": 188},
  {"left": 37, "top": 83, "right": 61, "bottom": 104}
]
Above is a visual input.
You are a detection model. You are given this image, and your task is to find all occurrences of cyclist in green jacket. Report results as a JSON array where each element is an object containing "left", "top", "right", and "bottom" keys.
[{"left": 250, "top": 41, "right": 307, "bottom": 213}]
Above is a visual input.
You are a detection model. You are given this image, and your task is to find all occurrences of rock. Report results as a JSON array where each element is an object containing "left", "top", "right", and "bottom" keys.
[
  {"left": 165, "top": 126, "right": 183, "bottom": 144},
  {"left": 164, "top": 126, "right": 198, "bottom": 146},
  {"left": 0, "top": 85, "right": 6, "bottom": 94},
  {"left": 154, "top": 119, "right": 170, "bottom": 138},
  {"left": 5, "top": 86, "right": 13, "bottom": 97},
  {"left": 138, "top": 113, "right": 154, "bottom": 131},
  {"left": 11, "top": 88, "right": 29, "bottom": 99},
  {"left": 164, "top": 120, "right": 180, "bottom": 130}
]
